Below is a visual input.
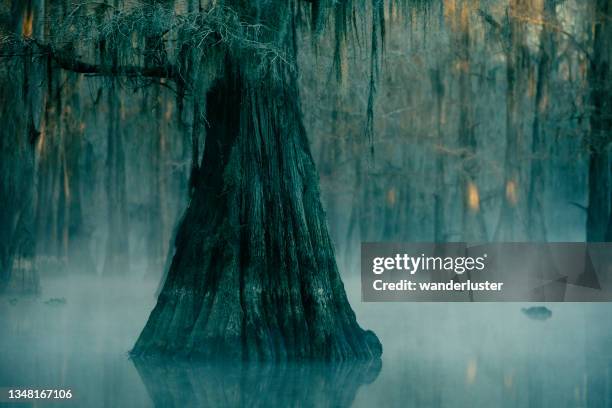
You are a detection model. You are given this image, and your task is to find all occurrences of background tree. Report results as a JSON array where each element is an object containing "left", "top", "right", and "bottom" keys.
[
  {"left": 0, "top": 0, "right": 42, "bottom": 294},
  {"left": 587, "top": 0, "right": 612, "bottom": 242}
]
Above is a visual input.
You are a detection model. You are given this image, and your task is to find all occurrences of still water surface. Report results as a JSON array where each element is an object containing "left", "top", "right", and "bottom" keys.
[{"left": 1, "top": 275, "right": 611, "bottom": 407}]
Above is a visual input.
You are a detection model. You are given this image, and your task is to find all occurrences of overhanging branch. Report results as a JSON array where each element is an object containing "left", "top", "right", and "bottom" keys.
[{"left": 32, "top": 41, "right": 180, "bottom": 83}]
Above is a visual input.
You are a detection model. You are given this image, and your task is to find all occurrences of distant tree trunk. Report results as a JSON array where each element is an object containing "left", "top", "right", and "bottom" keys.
[
  {"left": 145, "top": 86, "right": 166, "bottom": 279},
  {"left": 430, "top": 67, "right": 446, "bottom": 243},
  {"left": 343, "top": 153, "right": 362, "bottom": 268},
  {"left": 589, "top": 151, "right": 609, "bottom": 242},
  {"left": 381, "top": 179, "right": 399, "bottom": 240},
  {"left": 144, "top": 0, "right": 173, "bottom": 279},
  {"left": 527, "top": 0, "right": 556, "bottom": 242},
  {"left": 35, "top": 53, "right": 62, "bottom": 267},
  {"left": 587, "top": 0, "right": 612, "bottom": 242},
  {"left": 360, "top": 171, "right": 377, "bottom": 241},
  {"left": 494, "top": 0, "right": 528, "bottom": 241},
  {"left": 0, "top": 0, "right": 41, "bottom": 294},
  {"left": 454, "top": 0, "right": 487, "bottom": 242},
  {"left": 102, "top": 84, "right": 130, "bottom": 275},
  {"left": 133, "top": 60, "right": 381, "bottom": 361},
  {"left": 61, "top": 72, "right": 96, "bottom": 273}
]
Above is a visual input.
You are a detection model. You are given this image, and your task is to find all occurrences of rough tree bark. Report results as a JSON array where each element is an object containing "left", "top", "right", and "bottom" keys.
[{"left": 133, "top": 60, "right": 382, "bottom": 361}]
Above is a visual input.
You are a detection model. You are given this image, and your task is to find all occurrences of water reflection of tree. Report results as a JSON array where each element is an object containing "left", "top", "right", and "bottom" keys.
[{"left": 133, "top": 359, "right": 381, "bottom": 408}]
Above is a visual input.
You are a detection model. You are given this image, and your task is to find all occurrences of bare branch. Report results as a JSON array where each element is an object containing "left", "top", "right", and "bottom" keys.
[{"left": 38, "top": 42, "right": 179, "bottom": 80}]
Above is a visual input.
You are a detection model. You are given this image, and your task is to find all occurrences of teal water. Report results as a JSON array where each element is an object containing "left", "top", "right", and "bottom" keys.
[{"left": 1, "top": 275, "right": 611, "bottom": 407}]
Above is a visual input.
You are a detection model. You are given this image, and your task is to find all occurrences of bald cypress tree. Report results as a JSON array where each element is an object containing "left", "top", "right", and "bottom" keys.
[{"left": 129, "top": 1, "right": 386, "bottom": 361}]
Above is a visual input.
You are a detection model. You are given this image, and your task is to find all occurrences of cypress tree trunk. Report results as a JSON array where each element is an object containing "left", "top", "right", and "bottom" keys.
[
  {"left": 0, "top": 62, "right": 39, "bottom": 293},
  {"left": 527, "top": 0, "right": 556, "bottom": 242},
  {"left": 430, "top": 66, "right": 446, "bottom": 243},
  {"left": 143, "top": 5, "right": 172, "bottom": 278},
  {"left": 495, "top": 0, "right": 528, "bottom": 241},
  {"left": 59, "top": 72, "right": 96, "bottom": 273},
  {"left": 588, "top": 151, "right": 609, "bottom": 242},
  {"left": 343, "top": 153, "right": 362, "bottom": 269},
  {"left": 145, "top": 86, "right": 166, "bottom": 279},
  {"left": 102, "top": 0, "right": 130, "bottom": 275},
  {"left": 455, "top": 1, "right": 487, "bottom": 242},
  {"left": 0, "top": 0, "right": 41, "bottom": 294},
  {"left": 102, "top": 84, "right": 130, "bottom": 275},
  {"left": 35, "top": 54, "right": 62, "bottom": 266},
  {"left": 587, "top": 0, "right": 612, "bottom": 242},
  {"left": 133, "top": 61, "right": 382, "bottom": 361}
]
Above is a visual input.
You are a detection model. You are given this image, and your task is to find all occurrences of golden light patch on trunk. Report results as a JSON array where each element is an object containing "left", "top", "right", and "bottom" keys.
[
  {"left": 467, "top": 181, "right": 480, "bottom": 211},
  {"left": 528, "top": 70, "right": 536, "bottom": 97},
  {"left": 63, "top": 158, "right": 71, "bottom": 200},
  {"left": 444, "top": 0, "right": 457, "bottom": 26},
  {"left": 455, "top": 60, "right": 470, "bottom": 73},
  {"left": 466, "top": 358, "right": 477, "bottom": 384},
  {"left": 165, "top": 100, "right": 174, "bottom": 121},
  {"left": 538, "top": 92, "right": 549, "bottom": 113},
  {"left": 506, "top": 180, "right": 518, "bottom": 205},
  {"left": 22, "top": 9, "right": 33, "bottom": 38},
  {"left": 386, "top": 187, "right": 397, "bottom": 207},
  {"left": 36, "top": 126, "right": 45, "bottom": 155},
  {"left": 459, "top": 1, "right": 470, "bottom": 32}
]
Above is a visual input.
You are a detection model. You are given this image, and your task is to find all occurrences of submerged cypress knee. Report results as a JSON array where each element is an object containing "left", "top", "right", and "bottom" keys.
[{"left": 132, "top": 61, "right": 382, "bottom": 361}]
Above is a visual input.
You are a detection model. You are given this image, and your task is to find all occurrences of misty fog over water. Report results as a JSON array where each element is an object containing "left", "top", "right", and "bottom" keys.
[{"left": 2, "top": 272, "right": 612, "bottom": 407}]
